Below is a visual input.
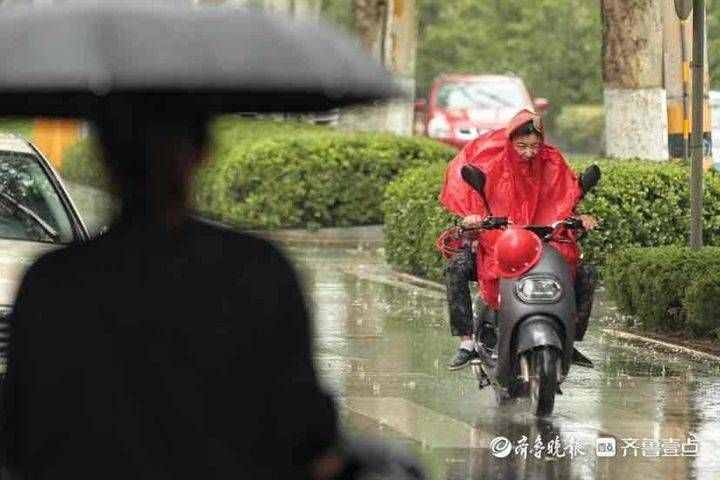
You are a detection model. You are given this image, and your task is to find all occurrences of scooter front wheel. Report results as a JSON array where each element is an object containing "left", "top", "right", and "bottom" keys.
[
  {"left": 494, "top": 387, "right": 515, "bottom": 406},
  {"left": 527, "top": 347, "right": 559, "bottom": 417}
]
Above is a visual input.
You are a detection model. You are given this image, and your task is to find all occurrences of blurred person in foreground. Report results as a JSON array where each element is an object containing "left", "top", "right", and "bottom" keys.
[
  {"left": 1, "top": 106, "right": 420, "bottom": 480},
  {"left": 439, "top": 110, "right": 599, "bottom": 370}
]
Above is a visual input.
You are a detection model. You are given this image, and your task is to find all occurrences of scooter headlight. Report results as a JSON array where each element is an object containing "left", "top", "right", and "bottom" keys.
[{"left": 515, "top": 276, "right": 563, "bottom": 304}]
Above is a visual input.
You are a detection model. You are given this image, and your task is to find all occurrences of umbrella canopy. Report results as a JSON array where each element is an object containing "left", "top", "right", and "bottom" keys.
[{"left": 0, "top": 1, "right": 401, "bottom": 116}]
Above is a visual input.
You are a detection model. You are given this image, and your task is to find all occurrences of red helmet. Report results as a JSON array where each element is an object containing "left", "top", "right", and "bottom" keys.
[{"left": 494, "top": 228, "right": 543, "bottom": 278}]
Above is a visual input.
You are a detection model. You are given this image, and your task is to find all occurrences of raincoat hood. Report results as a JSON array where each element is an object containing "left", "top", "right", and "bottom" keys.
[{"left": 439, "top": 110, "right": 580, "bottom": 225}]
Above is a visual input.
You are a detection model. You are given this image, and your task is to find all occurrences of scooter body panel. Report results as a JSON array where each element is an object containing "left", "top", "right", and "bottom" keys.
[
  {"left": 515, "top": 316, "right": 563, "bottom": 354},
  {"left": 494, "top": 243, "right": 576, "bottom": 388}
]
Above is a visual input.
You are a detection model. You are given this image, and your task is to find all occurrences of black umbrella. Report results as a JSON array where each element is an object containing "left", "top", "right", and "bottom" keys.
[{"left": 0, "top": 1, "right": 401, "bottom": 116}]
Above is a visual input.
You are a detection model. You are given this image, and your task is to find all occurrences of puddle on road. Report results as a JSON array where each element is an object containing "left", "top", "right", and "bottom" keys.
[{"left": 285, "top": 245, "right": 720, "bottom": 480}]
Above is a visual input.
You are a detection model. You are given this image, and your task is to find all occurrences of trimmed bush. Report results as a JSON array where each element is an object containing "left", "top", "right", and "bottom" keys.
[
  {"left": 605, "top": 246, "right": 720, "bottom": 338},
  {"left": 61, "top": 117, "right": 322, "bottom": 192},
  {"left": 554, "top": 105, "right": 604, "bottom": 155},
  {"left": 61, "top": 118, "right": 457, "bottom": 229},
  {"left": 383, "top": 157, "right": 720, "bottom": 282},
  {"left": 193, "top": 132, "right": 455, "bottom": 229},
  {"left": 685, "top": 272, "right": 720, "bottom": 340},
  {"left": 61, "top": 138, "right": 110, "bottom": 191},
  {"left": 0, "top": 118, "right": 33, "bottom": 138},
  {"left": 383, "top": 162, "right": 455, "bottom": 281}
]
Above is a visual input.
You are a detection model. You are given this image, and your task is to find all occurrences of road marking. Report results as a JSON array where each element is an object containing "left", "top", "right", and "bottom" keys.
[{"left": 341, "top": 396, "right": 492, "bottom": 449}]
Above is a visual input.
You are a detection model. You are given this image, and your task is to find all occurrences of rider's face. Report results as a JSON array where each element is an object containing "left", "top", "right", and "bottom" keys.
[{"left": 512, "top": 133, "right": 541, "bottom": 161}]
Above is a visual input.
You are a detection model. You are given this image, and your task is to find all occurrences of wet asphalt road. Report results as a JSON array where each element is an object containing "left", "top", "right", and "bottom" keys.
[
  {"left": 285, "top": 244, "right": 720, "bottom": 480},
  {"left": 67, "top": 183, "right": 720, "bottom": 480}
]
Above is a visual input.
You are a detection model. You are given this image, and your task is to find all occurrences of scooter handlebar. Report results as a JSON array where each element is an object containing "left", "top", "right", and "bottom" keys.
[
  {"left": 460, "top": 217, "right": 589, "bottom": 239},
  {"left": 461, "top": 216, "right": 509, "bottom": 231}
]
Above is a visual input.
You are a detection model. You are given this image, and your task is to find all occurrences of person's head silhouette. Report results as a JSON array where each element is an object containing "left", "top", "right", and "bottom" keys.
[{"left": 95, "top": 102, "right": 209, "bottom": 227}]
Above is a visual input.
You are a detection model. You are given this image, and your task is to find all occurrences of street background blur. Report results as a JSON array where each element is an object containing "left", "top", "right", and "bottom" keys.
[{"left": 0, "top": 2, "right": 720, "bottom": 479}]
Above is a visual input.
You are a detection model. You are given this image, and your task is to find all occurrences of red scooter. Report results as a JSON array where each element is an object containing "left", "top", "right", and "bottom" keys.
[{"left": 459, "top": 164, "right": 600, "bottom": 416}]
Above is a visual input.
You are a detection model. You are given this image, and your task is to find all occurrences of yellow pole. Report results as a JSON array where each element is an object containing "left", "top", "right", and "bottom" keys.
[{"left": 31, "top": 119, "right": 82, "bottom": 169}]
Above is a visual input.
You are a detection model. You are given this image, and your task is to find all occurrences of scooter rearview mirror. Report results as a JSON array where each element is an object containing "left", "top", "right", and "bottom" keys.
[
  {"left": 461, "top": 164, "right": 493, "bottom": 217},
  {"left": 461, "top": 165, "right": 486, "bottom": 194},
  {"left": 581, "top": 164, "right": 601, "bottom": 193}
]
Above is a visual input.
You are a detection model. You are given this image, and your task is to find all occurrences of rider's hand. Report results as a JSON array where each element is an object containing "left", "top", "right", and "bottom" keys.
[
  {"left": 462, "top": 214, "right": 485, "bottom": 226},
  {"left": 577, "top": 214, "right": 599, "bottom": 231}
]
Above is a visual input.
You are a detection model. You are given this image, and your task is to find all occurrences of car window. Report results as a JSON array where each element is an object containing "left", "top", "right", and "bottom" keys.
[
  {"left": 436, "top": 81, "right": 527, "bottom": 110},
  {"left": 0, "top": 151, "right": 75, "bottom": 243}
]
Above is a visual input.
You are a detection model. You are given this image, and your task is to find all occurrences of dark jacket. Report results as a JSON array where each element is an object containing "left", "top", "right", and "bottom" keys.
[{"left": 1, "top": 216, "right": 338, "bottom": 479}]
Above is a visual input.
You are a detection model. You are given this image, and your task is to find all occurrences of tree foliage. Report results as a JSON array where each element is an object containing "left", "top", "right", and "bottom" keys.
[
  {"left": 322, "top": 1, "right": 720, "bottom": 113},
  {"left": 322, "top": 0, "right": 603, "bottom": 122},
  {"left": 415, "top": 0, "right": 603, "bottom": 122}
]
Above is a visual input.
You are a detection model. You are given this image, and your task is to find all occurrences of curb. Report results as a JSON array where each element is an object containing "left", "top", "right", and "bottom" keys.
[
  {"left": 390, "top": 271, "right": 446, "bottom": 292},
  {"left": 600, "top": 328, "right": 720, "bottom": 364}
]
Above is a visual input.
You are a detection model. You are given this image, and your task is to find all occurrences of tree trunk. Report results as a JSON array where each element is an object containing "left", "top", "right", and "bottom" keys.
[
  {"left": 602, "top": 0, "right": 668, "bottom": 159},
  {"left": 352, "top": 0, "right": 388, "bottom": 57},
  {"left": 602, "top": 0, "right": 664, "bottom": 88},
  {"left": 340, "top": 0, "right": 416, "bottom": 136}
]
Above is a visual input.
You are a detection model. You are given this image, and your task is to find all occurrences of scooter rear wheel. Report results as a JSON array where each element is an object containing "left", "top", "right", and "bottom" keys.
[{"left": 528, "top": 347, "right": 559, "bottom": 417}]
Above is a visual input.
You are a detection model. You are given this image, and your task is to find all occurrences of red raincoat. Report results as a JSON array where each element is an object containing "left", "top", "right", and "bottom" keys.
[{"left": 438, "top": 110, "right": 582, "bottom": 309}]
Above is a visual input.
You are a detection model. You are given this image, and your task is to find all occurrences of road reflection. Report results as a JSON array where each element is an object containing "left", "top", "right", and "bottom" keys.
[{"left": 287, "top": 244, "right": 720, "bottom": 480}]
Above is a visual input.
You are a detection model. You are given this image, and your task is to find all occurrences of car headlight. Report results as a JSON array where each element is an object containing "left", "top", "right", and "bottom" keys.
[
  {"left": 428, "top": 115, "right": 452, "bottom": 139},
  {"left": 515, "top": 276, "right": 563, "bottom": 304}
]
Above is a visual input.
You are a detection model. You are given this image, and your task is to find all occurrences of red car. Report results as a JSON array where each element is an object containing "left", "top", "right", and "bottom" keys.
[{"left": 415, "top": 74, "right": 549, "bottom": 149}]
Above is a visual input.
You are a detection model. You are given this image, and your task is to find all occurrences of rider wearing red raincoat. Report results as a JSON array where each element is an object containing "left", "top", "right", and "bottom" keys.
[{"left": 438, "top": 110, "right": 597, "bottom": 370}]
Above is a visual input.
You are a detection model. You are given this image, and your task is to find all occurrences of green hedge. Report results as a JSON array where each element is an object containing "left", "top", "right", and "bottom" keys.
[
  {"left": 605, "top": 246, "right": 720, "bottom": 339},
  {"left": 685, "top": 271, "right": 720, "bottom": 340},
  {"left": 193, "top": 131, "right": 455, "bottom": 229},
  {"left": 61, "top": 118, "right": 457, "bottom": 229},
  {"left": 383, "top": 162, "right": 455, "bottom": 281},
  {"left": 383, "top": 157, "right": 720, "bottom": 284},
  {"left": 61, "top": 138, "right": 110, "bottom": 190},
  {"left": 554, "top": 105, "right": 604, "bottom": 155},
  {"left": 0, "top": 118, "right": 33, "bottom": 138}
]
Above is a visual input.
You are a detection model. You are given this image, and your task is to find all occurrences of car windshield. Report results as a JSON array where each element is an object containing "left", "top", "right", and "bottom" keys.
[
  {"left": 436, "top": 81, "right": 527, "bottom": 110},
  {"left": 0, "top": 151, "right": 74, "bottom": 243}
]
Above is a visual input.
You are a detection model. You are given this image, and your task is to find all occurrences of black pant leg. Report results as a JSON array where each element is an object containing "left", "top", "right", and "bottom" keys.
[
  {"left": 575, "top": 263, "right": 598, "bottom": 341},
  {"left": 444, "top": 246, "right": 476, "bottom": 337}
]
